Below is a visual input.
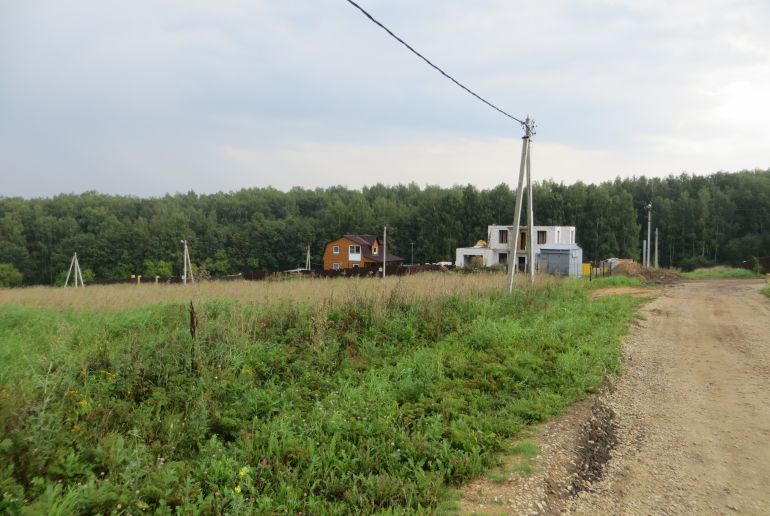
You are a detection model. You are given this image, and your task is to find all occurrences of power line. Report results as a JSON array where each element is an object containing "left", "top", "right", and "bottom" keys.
[{"left": 344, "top": 0, "right": 525, "bottom": 126}]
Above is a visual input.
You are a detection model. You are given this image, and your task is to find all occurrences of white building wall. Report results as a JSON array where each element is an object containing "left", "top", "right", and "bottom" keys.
[
  {"left": 456, "top": 225, "right": 577, "bottom": 269},
  {"left": 455, "top": 247, "right": 497, "bottom": 268}
]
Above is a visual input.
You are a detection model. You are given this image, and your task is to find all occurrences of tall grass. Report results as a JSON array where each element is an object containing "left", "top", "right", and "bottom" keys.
[
  {"left": 0, "top": 275, "right": 643, "bottom": 514},
  {"left": 0, "top": 273, "right": 519, "bottom": 313}
]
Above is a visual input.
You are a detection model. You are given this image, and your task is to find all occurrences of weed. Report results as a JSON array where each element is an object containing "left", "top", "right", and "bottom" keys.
[{"left": 0, "top": 275, "right": 642, "bottom": 513}]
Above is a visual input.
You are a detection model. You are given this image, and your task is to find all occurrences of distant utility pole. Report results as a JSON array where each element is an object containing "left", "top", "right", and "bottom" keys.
[
  {"left": 643, "top": 240, "right": 647, "bottom": 267},
  {"left": 181, "top": 240, "right": 194, "bottom": 285},
  {"left": 508, "top": 117, "right": 536, "bottom": 293},
  {"left": 655, "top": 228, "right": 659, "bottom": 269},
  {"left": 646, "top": 203, "right": 652, "bottom": 268},
  {"left": 382, "top": 226, "right": 387, "bottom": 279},
  {"left": 305, "top": 244, "right": 311, "bottom": 271},
  {"left": 64, "top": 252, "right": 85, "bottom": 288},
  {"left": 410, "top": 242, "right": 414, "bottom": 265}
]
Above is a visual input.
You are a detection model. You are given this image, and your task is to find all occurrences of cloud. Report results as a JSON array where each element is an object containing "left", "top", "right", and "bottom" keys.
[{"left": 1, "top": 0, "right": 768, "bottom": 197}]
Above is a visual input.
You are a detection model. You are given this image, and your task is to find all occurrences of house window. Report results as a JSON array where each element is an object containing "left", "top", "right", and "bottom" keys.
[
  {"left": 349, "top": 245, "right": 361, "bottom": 255},
  {"left": 499, "top": 230, "right": 508, "bottom": 244},
  {"left": 352, "top": 264, "right": 360, "bottom": 268},
  {"left": 570, "top": 229, "right": 575, "bottom": 244},
  {"left": 372, "top": 246, "right": 378, "bottom": 255},
  {"left": 499, "top": 252, "right": 508, "bottom": 265},
  {"left": 556, "top": 229, "right": 562, "bottom": 243},
  {"left": 537, "top": 231, "right": 547, "bottom": 244},
  {"left": 332, "top": 263, "right": 340, "bottom": 271},
  {"left": 520, "top": 231, "right": 527, "bottom": 250},
  {"left": 332, "top": 245, "right": 340, "bottom": 254}
]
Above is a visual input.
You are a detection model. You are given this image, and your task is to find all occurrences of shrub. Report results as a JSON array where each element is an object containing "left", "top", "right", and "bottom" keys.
[{"left": 0, "top": 263, "right": 22, "bottom": 287}]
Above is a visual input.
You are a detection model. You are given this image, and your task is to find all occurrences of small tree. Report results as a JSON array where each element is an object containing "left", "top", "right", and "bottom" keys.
[
  {"left": 0, "top": 263, "right": 23, "bottom": 287},
  {"left": 144, "top": 259, "right": 173, "bottom": 278}
]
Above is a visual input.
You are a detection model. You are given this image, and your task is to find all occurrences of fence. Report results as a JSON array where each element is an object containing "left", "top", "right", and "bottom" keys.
[
  {"left": 586, "top": 260, "right": 614, "bottom": 281},
  {"left": 88, "top": 264, "right": 455, "bottom": 286}
]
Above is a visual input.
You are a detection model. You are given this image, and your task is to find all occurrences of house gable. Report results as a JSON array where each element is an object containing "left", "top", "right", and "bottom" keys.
[{"left": 322, "top": 235, "right": 403, "bottom": 271}]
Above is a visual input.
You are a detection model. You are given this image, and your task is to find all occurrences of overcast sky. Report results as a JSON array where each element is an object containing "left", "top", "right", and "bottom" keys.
[{"left": 2, "top": 0, "right": 769, "bottom": 198}]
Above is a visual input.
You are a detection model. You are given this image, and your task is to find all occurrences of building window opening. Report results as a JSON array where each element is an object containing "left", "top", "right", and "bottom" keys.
[
  {"left": 499, "top": 230, "right": 508, "bottom": 244},
  {"left": 537, "top": 231, "right": 547, "bottom": 244}
]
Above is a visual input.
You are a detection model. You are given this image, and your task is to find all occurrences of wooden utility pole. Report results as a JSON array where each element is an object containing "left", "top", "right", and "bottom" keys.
[
  {"left": 508, "top": 117, "right": 536, "bottom": 293},
  {"left": 655, "top": 228, "right": 659, "bottom": 269}
]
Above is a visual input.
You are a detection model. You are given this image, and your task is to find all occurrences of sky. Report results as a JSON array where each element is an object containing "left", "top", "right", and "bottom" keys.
[{"left": 1, "top": 0, "right": 769, "bottom": 198}]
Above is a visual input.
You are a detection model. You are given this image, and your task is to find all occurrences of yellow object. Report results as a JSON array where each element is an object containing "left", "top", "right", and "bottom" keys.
[{"left": 582, "top": 263, "right": 591, "bottom": 277}]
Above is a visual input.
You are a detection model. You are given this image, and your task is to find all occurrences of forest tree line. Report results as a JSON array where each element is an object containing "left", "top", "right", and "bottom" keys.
[{"left": 1, "top": 169, "right": 768, "bottom": 285}]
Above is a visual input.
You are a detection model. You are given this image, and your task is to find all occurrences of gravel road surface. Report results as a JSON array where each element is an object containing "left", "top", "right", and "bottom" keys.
[{"left": 461, "top": 279, "right": 770, "bottom": 515}]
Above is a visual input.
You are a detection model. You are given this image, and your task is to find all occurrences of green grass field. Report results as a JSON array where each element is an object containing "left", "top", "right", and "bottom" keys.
[
  {"left": 0, "top": 276, "right": 644, "bottom": 514},
  {"left": 761, "top": 286, "right": 770, "bottom": 298},
  {"left": 681, "top": 266, "right": 761, "bottom": 280}
]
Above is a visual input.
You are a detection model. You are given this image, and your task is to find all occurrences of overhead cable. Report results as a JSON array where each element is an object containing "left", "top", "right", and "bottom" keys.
[{"left": 344, "top": 0, "right": 525, "bottom": 125}]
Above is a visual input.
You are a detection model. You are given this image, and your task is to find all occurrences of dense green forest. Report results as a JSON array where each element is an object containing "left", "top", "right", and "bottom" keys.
[{"left": 1, "top": 170, "right": 768, "bottom": 285}]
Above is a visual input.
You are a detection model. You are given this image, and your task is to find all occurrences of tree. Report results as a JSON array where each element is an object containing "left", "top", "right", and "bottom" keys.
[
  {"left": 144, "top": 259, "right": 173, "bottom": 278},
  {"left": 0, "top": 263, "right": 22, "bottom": 287}
]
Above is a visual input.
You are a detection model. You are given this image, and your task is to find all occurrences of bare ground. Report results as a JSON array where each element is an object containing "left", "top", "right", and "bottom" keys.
[{"left": 459, "top": 279, "right": 770, "bottom": 515}]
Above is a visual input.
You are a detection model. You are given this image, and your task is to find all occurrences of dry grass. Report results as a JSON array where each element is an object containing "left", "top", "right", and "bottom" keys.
[{"left": 0, "top": 272, "right": 550, "bottom": 312}]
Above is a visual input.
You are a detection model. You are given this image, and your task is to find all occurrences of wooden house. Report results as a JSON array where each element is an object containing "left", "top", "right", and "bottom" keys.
[{"left": 322, "top": 235, "right": 404, "bottom": 271}]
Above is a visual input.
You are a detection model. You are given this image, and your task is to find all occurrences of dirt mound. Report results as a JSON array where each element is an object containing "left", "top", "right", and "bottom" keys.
[{"left": 613, "top": 261, "right": 681, "bottom": 284}]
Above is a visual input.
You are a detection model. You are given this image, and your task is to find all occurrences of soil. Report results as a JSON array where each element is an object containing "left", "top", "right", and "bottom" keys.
[
  {"left": 588, "top": 287, "right": 658, "bottom": 298},
  {"left": 612, "top": 261, "right": 682, "bottom": 284},
  {"left": 458, "top": 278, "right": 770, "bottom": 515}
]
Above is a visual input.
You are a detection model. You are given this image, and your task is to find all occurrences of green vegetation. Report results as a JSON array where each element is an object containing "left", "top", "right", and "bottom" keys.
[
  {"left": 0, "top": 264, "right": 22, "bottom": 287},
  {"left": 507, "top": 441, "right": 540, "bottom": 476},
  {"left": 0, "top": 281, "right": 642, "bottom": 514},
  {"left": 681, "top": 267, "right": 761, "bottom": 279},
  {"left": 1, "top": 169, "right": 769, "bottom": 285},
  {"left": 761, "top": 286, "right": 770, "bottom": 298},
  {"left": 582, "top": 276, "right": 646, "bottom": 289},
  {"left": 143, "top": 259, "right": 174, "bottom": 279}
]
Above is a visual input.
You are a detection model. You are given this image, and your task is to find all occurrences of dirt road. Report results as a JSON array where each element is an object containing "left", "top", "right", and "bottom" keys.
[{"left": 461, "top": 279, "right": 770, "bottom": 515}]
